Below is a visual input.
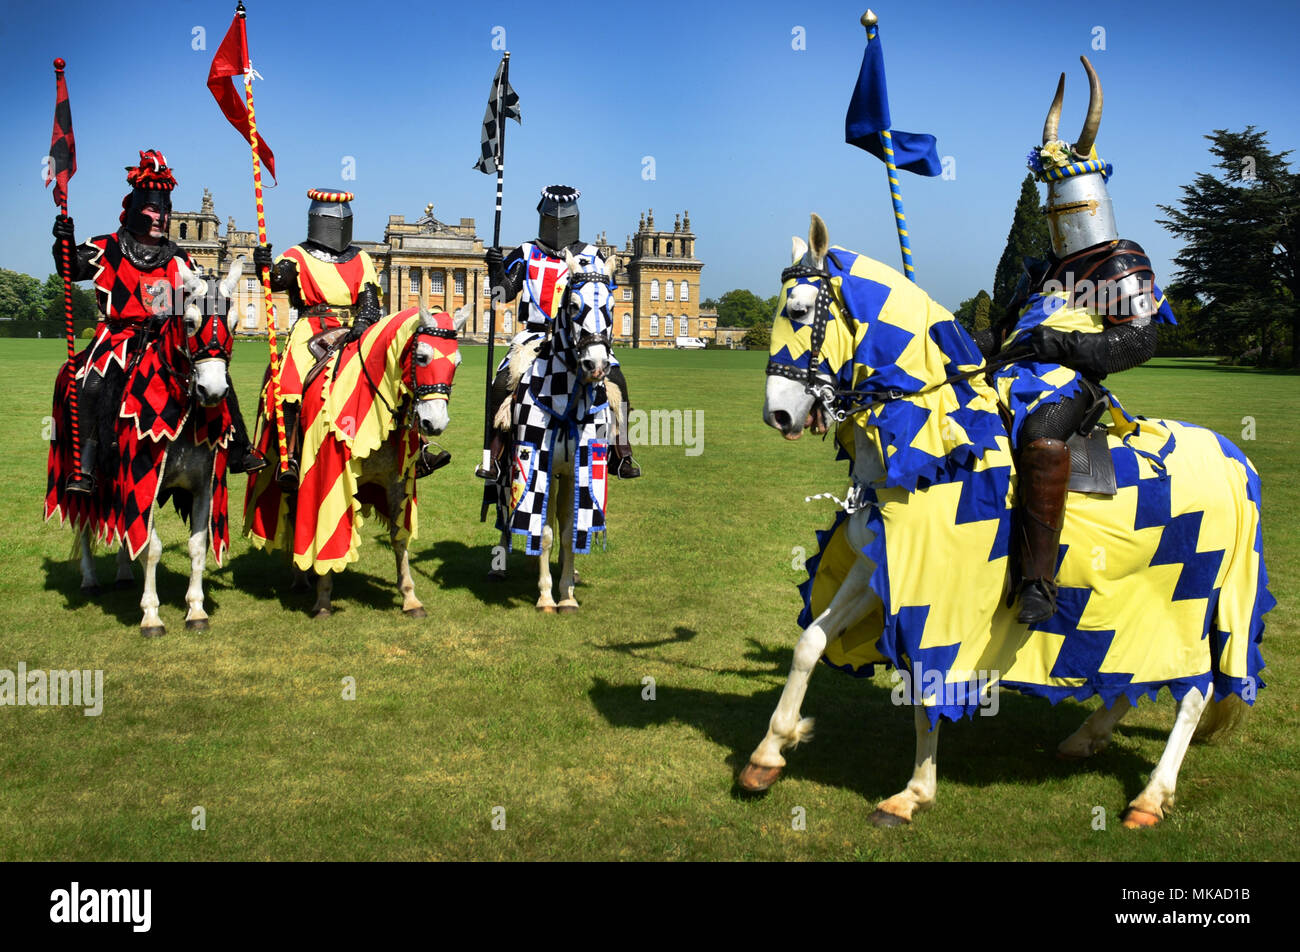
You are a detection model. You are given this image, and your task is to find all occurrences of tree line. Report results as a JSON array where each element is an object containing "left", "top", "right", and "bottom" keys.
[{"left": 0, "top": 268, "right": 99, "bottom": 338}]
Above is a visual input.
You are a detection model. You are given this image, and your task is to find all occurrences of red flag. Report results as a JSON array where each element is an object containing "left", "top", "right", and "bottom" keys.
[
  {"left": 207, "top": 10, "right": 277, "bottom": 181},
  {"left": 46, "top": 58, "right": 76, "bottom": 207}
]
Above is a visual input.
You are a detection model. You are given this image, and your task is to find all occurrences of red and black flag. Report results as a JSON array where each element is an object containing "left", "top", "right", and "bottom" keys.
[
  {"left": 45, "top": 58, "right": 76, "bottom": 207},
  {"left": 473, "top": 55, "right": 521, "bottom": 174},
  {"left": 207, "top": 5, "right": 276, "bottom": 182}
]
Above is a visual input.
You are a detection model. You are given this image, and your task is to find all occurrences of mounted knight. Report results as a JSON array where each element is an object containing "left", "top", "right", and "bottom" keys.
[
  {"left": 253, "top": 188, "right": 450, "bottom": 491},
  {"left": 478, "top": 185, "right": 640, "bottom": 482},
  {"left": 980, "top": 57, "right": 1179, "bottom": 624}
]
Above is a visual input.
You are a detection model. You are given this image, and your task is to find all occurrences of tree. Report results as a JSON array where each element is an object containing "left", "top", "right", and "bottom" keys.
[
  {"left": 1158, "top": 127, "right": 1298, "bottom": 367},
  {"left": 716, "top": 288, "right": 774, "bottom": 328},
  {"left": 952, "top": 289, "right": 992, "bottom": 333},
  {"left": 992, "top": 173, "right": 1052, "bottom": 316},
  {"left": 742, "top": 322, "right": 770, "bottom": 349},
  {"left": 700, "top": 297, "right": 719, "bottom": 311}
]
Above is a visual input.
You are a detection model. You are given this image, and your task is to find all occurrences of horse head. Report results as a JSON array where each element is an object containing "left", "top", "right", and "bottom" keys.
[
  {"left": 408, "top": 303, "right": 468, "bottom": 437},
  {"left": 559, "top": 249, "right": 615, "bottom": 383},
  {"left": 764, "top": 213, "right": 858, "bottom": 440},
  {"left": 175, "top": 257, "right": 242, "bottom": 407}
]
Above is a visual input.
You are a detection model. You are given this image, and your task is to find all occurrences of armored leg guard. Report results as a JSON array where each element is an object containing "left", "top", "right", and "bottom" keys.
[
  {"left": 66, "top": 372, "right": 104, "bottom": 495},
  {"left": 224, "top": 379, "right": 267, "bottom": 475},
  {"left": 475, "top": 366, "right": 515, "bottom": 480},
  {"left": 1016, "top": 437, "right": 1071, "bottom": 624},
  {"left": 276, "top": 404, "right": 303, "bottom": 492}
]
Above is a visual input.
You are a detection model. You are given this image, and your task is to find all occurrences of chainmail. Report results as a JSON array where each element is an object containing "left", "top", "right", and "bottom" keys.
[{"left": 118, "top": 228, "right": 177, "bottom": 270}]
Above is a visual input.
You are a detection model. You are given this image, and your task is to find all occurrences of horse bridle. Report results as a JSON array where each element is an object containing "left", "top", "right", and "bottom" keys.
[
  {"left": 556, "top": 271, "right": 614, "bottom": 372},
  {"left": 356, "top": 322, "right": 456, "bottom": 426},
  {"left": 765, "top": 255, "right": 856, "bottom": 423}
]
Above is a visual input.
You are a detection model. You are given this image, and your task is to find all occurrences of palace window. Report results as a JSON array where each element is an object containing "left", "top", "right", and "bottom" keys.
[
  {"left": 246, "top": 278, "right": 256, "bottom": 296},
  {"left": 409, "top": 272, "right": 420, "bottom": 294},
  {"left": 484, "top": 279, "right": 492, "bottom": 298},
  {"left": 666, "top": 241, "right": 674, "bottom": 257},
  {"left": 179, "top": 223, "right": 188, "bottom": 239},
  {"left": 431, "top": 270, "right": 445, "bottom": 294},
  {"left": 680, "top": 281, "right": 689, "bottom": 301},
  {"left": 665, "top": 281, "right": 674, "bottom": 301},
  {"left": 454, "top": 270, "right": 465, "bottom": 295},
  {"left": 504, "top": 309, "right": 513, "bottom": 334},
  {"left": 650, "top": 279, "right": 659, "bottom": 301},
  {"left": 681, "top": 315, "right": 689, "bottom": 336},
  {"left": 649, "top": 315, "right": 659, "bottom": 337},
  {"left": 243, "top": 303, "right": 257, "bottom": 330},
  {"left": 622, "top": 288, "right": 632, "bottom": 301},
  {"left": 665, "top": 316, "right": 674, "bottom": 338}
]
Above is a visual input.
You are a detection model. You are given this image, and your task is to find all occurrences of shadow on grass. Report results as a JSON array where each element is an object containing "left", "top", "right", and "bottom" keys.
[
  {"left": 588, "top": 662, "right": 1160, "bottom": 806},
  {"left": 593, "top": 632, "right": 796, "bottom": 681},
  {"left": 41, "top": 553, "right": 223, "bottom": 631},
  {"left": 410, "top": 538, "right": 547, "bottom": 608},
  {"left": 225, "top": 546, "right": 407, "bottom": 618}
]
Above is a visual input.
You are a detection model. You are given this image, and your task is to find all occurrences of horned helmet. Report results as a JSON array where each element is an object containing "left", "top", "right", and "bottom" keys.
[{"left": 1030, "top": 57, "right": 1116, "bottom": 257}]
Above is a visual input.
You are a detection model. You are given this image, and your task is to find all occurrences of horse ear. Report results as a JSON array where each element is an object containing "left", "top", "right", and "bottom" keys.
[
  {"left": 452, "top": 305, "right": 470, "bottom": 333},
  {"left": 791, "top": 236, "right": 808, "bottom": 264},
  {"left": 809, "top": 213, "right": 829, "bottom": 262},
  {"left": 418, "top": 303, "right": 434, "bottom": 326},
  {"left": 219, "top": 257, "right": 244, "bottom": 300},
  {"left": 564, "top": 248, "right": 580, "bottom": 274}
]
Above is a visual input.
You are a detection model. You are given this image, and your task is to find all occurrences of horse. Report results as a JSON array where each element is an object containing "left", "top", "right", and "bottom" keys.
[
  {"left": 46, "top": 258, "right": 246, "bottom": 636},
  {"left": 487, "top": 249, "right": 618, "bottom": 613},
  {"left": 244, "top": 304, "right": 468, "bottom": 618},
  {"left": 738, "top": 214, "right": 1273, "bottom": 829}
]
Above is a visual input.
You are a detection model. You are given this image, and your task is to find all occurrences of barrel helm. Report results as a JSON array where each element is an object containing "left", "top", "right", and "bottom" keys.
[
  {"left": 306, "top": 188, "right": 354, "bottom": 253},
  {"left": 537, "top": 185, "right": 580, "bottom": 251}
]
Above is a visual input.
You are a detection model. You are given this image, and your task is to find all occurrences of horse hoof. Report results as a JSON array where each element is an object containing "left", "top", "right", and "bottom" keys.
[
  {"left": 737, "top": 762, "right": 782, "bottom": 793},
  {"left": 487, "top": 569, "right": 507, "bottom": 582},
  {"left": 1122, "top": 808, "right": 1161, "bottom": 829},
  {"left": 312, "top": 608, "right": 332, "bottom": 620},
  {"left": 140, "top": 626, "right": 166, "bottom": 639},
  {"left": 537, "top": 605, "right": 556, "bottom": 614},
  {"left": 869, "top": 809, "right": 910, "bottom": 828},
  {"left": 185, "top": 618, "right": 209, "bottom": 631},
  {"left": 114, "top": 578, "right": 134, "bottom": 591},
  {"left": 572, "top": 571, "right": 582, "bottom": 586},
  {"left": 404, "top": 606, "right": 426, "bottom": 618},
  {"left": 81, "top": 585, "right": 102, "bottom": 598},
  {"left": 557, "top": 604, "right": 579, "bottom": 614}
]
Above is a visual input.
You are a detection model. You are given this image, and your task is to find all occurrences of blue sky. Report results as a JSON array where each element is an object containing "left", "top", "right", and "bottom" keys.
[{"left": 5, "top": 0, "right": 1298, "bottom": 312}]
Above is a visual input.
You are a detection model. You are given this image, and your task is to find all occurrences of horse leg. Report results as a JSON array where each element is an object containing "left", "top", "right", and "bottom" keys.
[
  {"left": 114, "top": 544, "right": 134, "bottom": 589},
  {"left": 1122, "top": 685, "right": 1213, "bottom": 828},
  {"left": 740, "top": 557, "right": 878, "bottom": 789},
  {"left": 312, "top": 570, "right": 334, "bottom": 619},
  {"left": 139, "top": 529, "right": 165, "bottom": 637},
  {"left": 78, "top": 530, "right": 101, "bottom": 595},
  {"left": 184, "top": 484, "right": 211, "bottom": 631},
  {"left": 556, "top": 472, "right": 579, "bottom": 613},
  {"left": 1058, "top": 696, "right": 1133, "bottom": 760},
  {"left": 389, "top": 481, "right": 424, "bottom": 617},
  {"left": 536, "top": 525, "right": 557, "bottom": 613},
  {"left": 871, "top": 704, "right": 941, "bottom": 826}
]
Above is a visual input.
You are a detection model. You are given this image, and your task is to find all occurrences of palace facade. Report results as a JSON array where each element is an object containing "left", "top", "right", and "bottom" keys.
[{"left": 170, "top": 192, "right": 705, "bottom": 348}]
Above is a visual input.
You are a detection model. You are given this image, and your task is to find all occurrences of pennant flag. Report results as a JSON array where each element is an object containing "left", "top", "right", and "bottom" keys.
[
  {"left": 845, "top": 32, "right": 941, "bottom": 176},
  {"left": 46, "top": 59, "right": 76, "bottom": 207},
  {"left": 473, "top": 56, "right": 521, "bottom": 173},
  {"left": 207, "top": 10, "right": 276, "bottom": 182}
]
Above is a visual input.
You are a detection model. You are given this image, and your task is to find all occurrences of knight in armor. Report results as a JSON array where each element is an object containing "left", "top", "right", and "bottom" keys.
[
  {"left": 981, "top": 58, "right": 1176, "bottom": 624},
  {"left": 52, "top": 149, "right": 265, "bottom": 494},
  {"left": 253, "top": 188, "right": 450, "bottom": 491},
  {"left": 477, "top": 185, "right": 641, "bottom": 480}
]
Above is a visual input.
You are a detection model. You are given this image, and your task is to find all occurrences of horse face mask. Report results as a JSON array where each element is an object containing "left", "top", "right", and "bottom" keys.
[{"left": 408, "top": 306, "right": 468, "bottom": 437}]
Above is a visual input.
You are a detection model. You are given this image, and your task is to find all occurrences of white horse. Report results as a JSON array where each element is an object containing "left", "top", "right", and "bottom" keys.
[
  {"left": 739, "top": 214, "right": 1269, "bottom": 829},
  {"left": 76, "top": 258, "right": 244, "bottom": 636}
]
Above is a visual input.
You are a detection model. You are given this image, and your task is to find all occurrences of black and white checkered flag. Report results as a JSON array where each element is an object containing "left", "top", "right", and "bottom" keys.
[{"left": 473, "top": 56, "right": 521, "bottom": 174}]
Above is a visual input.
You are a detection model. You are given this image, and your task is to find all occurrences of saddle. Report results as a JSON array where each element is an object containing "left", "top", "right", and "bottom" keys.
[
  {"left": 302, "top": 326, "right": 351, "bottom": 394},
  {"left": 1065, "top": 381, "right": 1116, "bottom": 496}
]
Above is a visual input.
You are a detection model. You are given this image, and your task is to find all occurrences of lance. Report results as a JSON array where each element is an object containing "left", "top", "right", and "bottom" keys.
[
  {"left": 48, "top": 57, "right": 82, "bottom": 474},
  {"left": 483, "top": 51, "right": 510, "bottom": 477},
  {"left": 235, "top": 2, "right": 290, "bottom": 473}
]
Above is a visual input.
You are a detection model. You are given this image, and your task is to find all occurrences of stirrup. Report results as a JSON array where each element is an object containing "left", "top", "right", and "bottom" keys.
[
  {"left": 229, "top": 447, "right": 268, "bottom": 474},
  {"left": 416, "top": 447, "right": 451, "bottom": 478},
  {"left": 66, "top": 472, "right": 96, "bottom": 495},
  {"left": 276, "top": 458, "right": 300, "bottom": 492},
  {"left": 615, "top": 453, "right": 641, "bottom": 479}
]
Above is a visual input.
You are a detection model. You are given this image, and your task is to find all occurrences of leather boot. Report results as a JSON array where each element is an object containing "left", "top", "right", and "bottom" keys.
[
  {"left": 416, "top": 444, "right": 451, "bottom": 478},
  {"left": 613, "top": 440, "right": 641, "bottom": 479},
  {"left": 66, "top": 436, "right": 98, "bottom": 495},
  {"left": 475, "top": 432, "right": 506, "bottom": 480},
  {"left": 1016, "top": 437, "right": 1071, "bottom": 624},
  {"left": 276, "top": 406, "right": 302, "bottom": 492}
]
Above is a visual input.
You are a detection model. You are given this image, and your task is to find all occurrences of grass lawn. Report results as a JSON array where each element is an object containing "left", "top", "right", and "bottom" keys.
[{"left": 0, "top": 340, "right": 1295, "bottom": 861}]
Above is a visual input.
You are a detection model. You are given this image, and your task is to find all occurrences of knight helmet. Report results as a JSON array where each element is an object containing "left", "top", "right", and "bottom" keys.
[
  {"left": 1032, "top": 57, "right": 1116, "bottom": 257},
  {"left": 306, "top": 188, "right": 355, "bottom": 253},
  {"left": 537, "top": 185, "right": 580, "bottom": 251},
  {"left": 121, "top": 149, "right": 176, "bottom": 236}
]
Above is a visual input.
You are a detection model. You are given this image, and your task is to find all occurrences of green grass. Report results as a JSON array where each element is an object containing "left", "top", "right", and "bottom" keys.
[{"left": 0, "top": 341, "right": 1295, "bottom": 860}]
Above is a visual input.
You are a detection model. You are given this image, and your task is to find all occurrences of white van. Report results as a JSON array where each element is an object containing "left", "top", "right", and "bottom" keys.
[{"left": 675, "top": 336, "right": 706, "bottom": 349}]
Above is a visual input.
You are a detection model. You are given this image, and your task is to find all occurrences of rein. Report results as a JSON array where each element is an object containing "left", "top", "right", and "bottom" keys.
[{"left": 356, "top": 321, "right": 456, "bottom": 427}]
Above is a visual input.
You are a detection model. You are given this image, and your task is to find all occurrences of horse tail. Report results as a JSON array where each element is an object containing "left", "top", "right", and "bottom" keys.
[{"left": 1193, "top": 692, "right": 1249, "bottom": 743}]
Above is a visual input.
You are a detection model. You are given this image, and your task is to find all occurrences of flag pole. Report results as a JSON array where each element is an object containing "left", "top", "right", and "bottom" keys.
[
  {"left": 482, "top": 50, "right": 509, "bottom": 476},
  {"left": 862, "top": 10, "right": 918, "bottom": 284},
  {"left": 52, "top": 57, "right": 82, "bottom": 475},
  {"left": 236, "top": 2, "right": 289, "bottom": 474}
]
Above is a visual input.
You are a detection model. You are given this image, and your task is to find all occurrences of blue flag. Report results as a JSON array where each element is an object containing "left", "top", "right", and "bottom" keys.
[{"left": 845, "top": 34, "right": 941, "bottom": 176}]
